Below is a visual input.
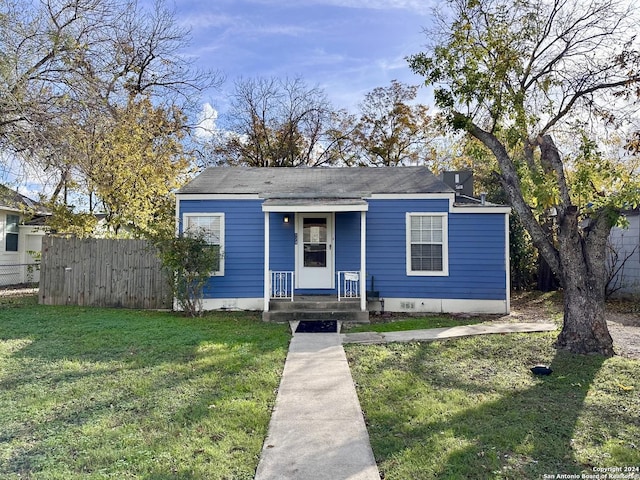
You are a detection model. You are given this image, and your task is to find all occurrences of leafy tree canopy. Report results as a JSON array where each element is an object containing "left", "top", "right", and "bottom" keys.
[
  {"left": 1, "top": 0, "right": 220, "bottom": 237},
  {"left": 409, "top": 0, "right": 640, "bottom": 356}
]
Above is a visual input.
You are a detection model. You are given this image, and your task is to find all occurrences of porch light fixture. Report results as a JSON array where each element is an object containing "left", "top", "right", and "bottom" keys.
[{"left": 283, "top": 215, "right": 290, "bottom": 224}]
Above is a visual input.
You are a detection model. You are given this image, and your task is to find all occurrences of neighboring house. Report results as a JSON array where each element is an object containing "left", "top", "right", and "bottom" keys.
[
  {"left": 175, "top": 167, "right": 511, "bottom": 319},
  {"left": 0, "top": 185, "right": 49, "bottom": 286},
  {"left": 608, "top": 209, "right": 640, "bottom": 298}
]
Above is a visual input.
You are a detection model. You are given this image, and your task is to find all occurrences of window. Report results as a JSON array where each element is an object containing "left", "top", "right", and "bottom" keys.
[
  {"left": 183, "top": 213, "right": 225, "bottom": 275},
  {"left": 5, "top": 214, "right": 19, "bottom": 252},
  {"left": 406, "top": 213, "right": 448, "bottom": 276}
]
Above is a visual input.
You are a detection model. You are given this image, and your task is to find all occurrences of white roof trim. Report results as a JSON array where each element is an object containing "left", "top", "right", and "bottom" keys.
[
  {"left": 262, "top": 199, "right": 368, "bottom": 212},
  {"left": 452, "top": 206, "right": 512, "bottom": 214},
  {"left": 176, "top": 194, "right": 262, "bottom": 200},
  {"left": 368, "top": 193, "right": 455, "bottom": 200},
  {"left": 0, "top": 206, "right": 24, "bottom": 213}
]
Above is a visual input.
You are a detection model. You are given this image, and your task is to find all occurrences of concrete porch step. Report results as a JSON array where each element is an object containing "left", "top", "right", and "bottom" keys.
[
  {"left": 264, "top": 295, "right": 368, "bottom": 323},
  {"left": 263, "top": 309, "right": 369, "bottom": 324},
  {"left": 270, "top": 297, "right": 360, "bottom": 312}
]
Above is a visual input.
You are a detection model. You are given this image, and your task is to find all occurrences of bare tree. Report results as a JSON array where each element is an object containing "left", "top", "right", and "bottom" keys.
[
  {"left": 606, "top": 239, "right": 639, "bottom": 299},
  {"left": 209, "top": 76, "right": 342, "bottom": 167}
]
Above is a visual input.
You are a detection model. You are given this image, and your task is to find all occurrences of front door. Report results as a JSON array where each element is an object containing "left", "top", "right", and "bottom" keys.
[{"left": 296, "top": 213, "right": 334, "bottom": 289}]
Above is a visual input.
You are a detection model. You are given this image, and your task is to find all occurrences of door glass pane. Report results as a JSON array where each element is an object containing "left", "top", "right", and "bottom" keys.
[
  {"left": 303, "top": 217, "right": 327, "bottom": 267},
  {"left": 304, "top": 244, "right": 327, "bottom": 267}
]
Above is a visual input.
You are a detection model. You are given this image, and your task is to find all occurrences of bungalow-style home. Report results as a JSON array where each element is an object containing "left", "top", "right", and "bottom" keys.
[
  {"left": 0, "top": 184, "right": 49, "bottom": 285},
  {"left": 608, "top": 208, "right": 640, "bottom": 298},
  {"left": 176, "top": 167, "right": 511, "bottom": 321}
]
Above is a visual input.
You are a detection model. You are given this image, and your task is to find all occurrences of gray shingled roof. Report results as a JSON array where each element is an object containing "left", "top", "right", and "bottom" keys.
[
  {"left": 0, "top": 184, "right": 49, "bottom": 213},
  {"left": 178, "top": 167, "right": 454, "bottom": 197}
]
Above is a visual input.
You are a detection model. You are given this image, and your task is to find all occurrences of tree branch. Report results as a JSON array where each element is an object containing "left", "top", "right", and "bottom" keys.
[{"left": 455, "top": 112, "right": 562, "bottom": 275}]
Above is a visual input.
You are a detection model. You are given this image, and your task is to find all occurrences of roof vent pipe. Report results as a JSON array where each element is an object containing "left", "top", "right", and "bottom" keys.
[{"left": 480, "top": 192, "right": 487, "bottom": 205}]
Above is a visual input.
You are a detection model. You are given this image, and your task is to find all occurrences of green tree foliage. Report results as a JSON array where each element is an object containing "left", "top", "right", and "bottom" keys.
[
  {"left": 0, "top": 0, "right": 219, "bottom": 236},
  {"left": 351, "top": 80, "right": 441, "bottom": 166},
  {"left": 438, "top": 135, "right": 539, "bottom": 289},
  {"left": 44, "top": 204, "right": 99, "bottom": 238},
  {"left": 409, "top": 0, "right": 640, "bottom": 355},
  {"left": 69, "top": 97, "right": 191, "bottom": 238}
]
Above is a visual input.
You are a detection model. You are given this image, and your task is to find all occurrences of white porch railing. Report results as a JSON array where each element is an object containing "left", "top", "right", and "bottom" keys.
[
  {"left": 270, "top": 271, "right": 294, "bottom": 301},
  {"left": 337, "top": 270, "right": 360, "bottom": 301}
]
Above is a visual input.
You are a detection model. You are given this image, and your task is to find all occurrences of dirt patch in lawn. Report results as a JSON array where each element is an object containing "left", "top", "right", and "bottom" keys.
[{"left": 506, "top": 291, "right": 640, "bottom": 360}]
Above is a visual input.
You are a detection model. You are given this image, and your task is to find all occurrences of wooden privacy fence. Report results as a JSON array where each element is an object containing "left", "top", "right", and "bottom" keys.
[{"left": 39, "top": 236, "right": 172, "bottom": 309}]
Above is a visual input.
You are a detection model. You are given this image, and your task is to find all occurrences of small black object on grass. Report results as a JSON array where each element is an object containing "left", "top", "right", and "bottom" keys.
[
  {"left": 530, "top": 364, "right": 553, "bottom": 375},
  {"left": 295, "top": 321, "right": 338, "bottom": 333}
]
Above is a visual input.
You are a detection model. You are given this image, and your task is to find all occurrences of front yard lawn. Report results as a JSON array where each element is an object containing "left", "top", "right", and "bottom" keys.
[
  {"left": 3, "top": 293, "right": 638, "bottom": 479},
  {"left": 346, "top": 331, "right": 640, "bottom": 480},
  {"left": 0, "top": 296, "right": 290, "bottom": 479}
]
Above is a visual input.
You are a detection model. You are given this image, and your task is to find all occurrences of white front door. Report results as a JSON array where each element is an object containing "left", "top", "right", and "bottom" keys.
[{"left": 296, "top": 213, "right": 334, "bottom": 289}]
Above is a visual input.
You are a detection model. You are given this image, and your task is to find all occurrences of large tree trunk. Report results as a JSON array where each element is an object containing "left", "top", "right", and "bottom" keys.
[
  {"left": 554, "top": 206, "right": 614, "bottom": 356},
  {"left": 556, "top": 279, "right": 613, "bottom": 356},
  {"left": 465, "top": 124, "right": 616, "bottom": 357},
  {"left": 536, "top": 215, "right": 559, "bottom": 291}
]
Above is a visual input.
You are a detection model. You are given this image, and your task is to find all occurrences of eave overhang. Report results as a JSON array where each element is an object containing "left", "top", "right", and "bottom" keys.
[{"left": 261, "top": 198, "right": 369, "bottom": 212}]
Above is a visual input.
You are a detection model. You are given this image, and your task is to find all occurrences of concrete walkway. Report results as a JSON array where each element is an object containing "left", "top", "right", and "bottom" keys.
[
  {"left": 254, "top": 322, "right": 556, "bottom": 480},
  {"left": 341, "top": 322, "right": 557, "bottom": 345},
  {"left": 254, "top": 332, "right": 381, "bottom": 480}
]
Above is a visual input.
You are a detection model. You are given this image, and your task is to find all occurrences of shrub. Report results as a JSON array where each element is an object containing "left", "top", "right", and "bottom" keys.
[{"left": 155, "top": 230, "right": 221, "bottom": 317}]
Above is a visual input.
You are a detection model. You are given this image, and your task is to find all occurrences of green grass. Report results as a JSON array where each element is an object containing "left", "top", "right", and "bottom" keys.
[
  {"left": 3, "top": 292, "right": 638, "bottom": 479},
  {"left": 0, "top": 295, "right": 290, "bottom": 479},
  {"left": 346, "top": 332, "right": 640, "bottom": 480},
  {"left": 344, "top": 315, "right": 484, "bottom": 333}
]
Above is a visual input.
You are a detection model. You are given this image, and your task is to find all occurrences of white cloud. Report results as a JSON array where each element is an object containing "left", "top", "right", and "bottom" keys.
[
  {"left": 251, "top": 24, "right": 309, "bottom": 36},
  {"left": 178, "top": 13, "right": 236, "bottom": 30},
  {"left": 376, "top": 56, "right": 411, "bottom": 73},
  {"left": 331, "top": 0, "right": 435, "bottom": 13},
  {"left": 195, "top": 103, "right": 220, "bottom": 139},
  {"left": 246, "top": 0, "right": 435, "bottom": 15}
]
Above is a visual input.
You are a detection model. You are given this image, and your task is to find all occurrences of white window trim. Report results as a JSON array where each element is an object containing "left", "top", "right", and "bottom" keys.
[
  {"left": 406, "top": 212, "right": 449, "bottom": 277},
  {"left": 183, "top": 213, "right": 225, "bottom": 276}
]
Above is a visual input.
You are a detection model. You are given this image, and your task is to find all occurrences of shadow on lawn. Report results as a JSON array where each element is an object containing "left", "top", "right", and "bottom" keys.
[
  {"left": 359, "top": 338, "right": 608, "bottom": 479},
  {"left": 0, "top": 300, "right": 290, "bottom": 478}
]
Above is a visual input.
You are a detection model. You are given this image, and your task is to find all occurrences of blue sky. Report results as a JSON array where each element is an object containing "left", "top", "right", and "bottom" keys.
[
  {"left": 5, "top": 1, "right": 438, "bottom": 197},
  {"left": 175, "top": 0, "right": 437, "bottom": 112}
]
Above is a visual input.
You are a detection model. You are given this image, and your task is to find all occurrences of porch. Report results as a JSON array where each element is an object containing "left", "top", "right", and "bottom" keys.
[
  {"left": 263, "top": 270, "right": 370, "bottom": 323},
  {"left": 262, "top": 199, "right": 369, "bottom": 322}
]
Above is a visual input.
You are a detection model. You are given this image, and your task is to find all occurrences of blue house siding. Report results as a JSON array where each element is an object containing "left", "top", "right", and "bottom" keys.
[
  {"left": 449, "top": 213, "right": 507, "bottom": 299},
  {"left": 335, "top": 212, "right": 361, "bottom": 272},
  {"left": 179, "top": 197, "right": 507, "bottom": 305},
  {"left": 180, "top": 199, "right": 264, "bottom": 298},
  {"left": 366, "top": 199, "right": 506, "bottom": 301},
  {"left": 269, "top": 213, "right": 295, "bottom": 272}
]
